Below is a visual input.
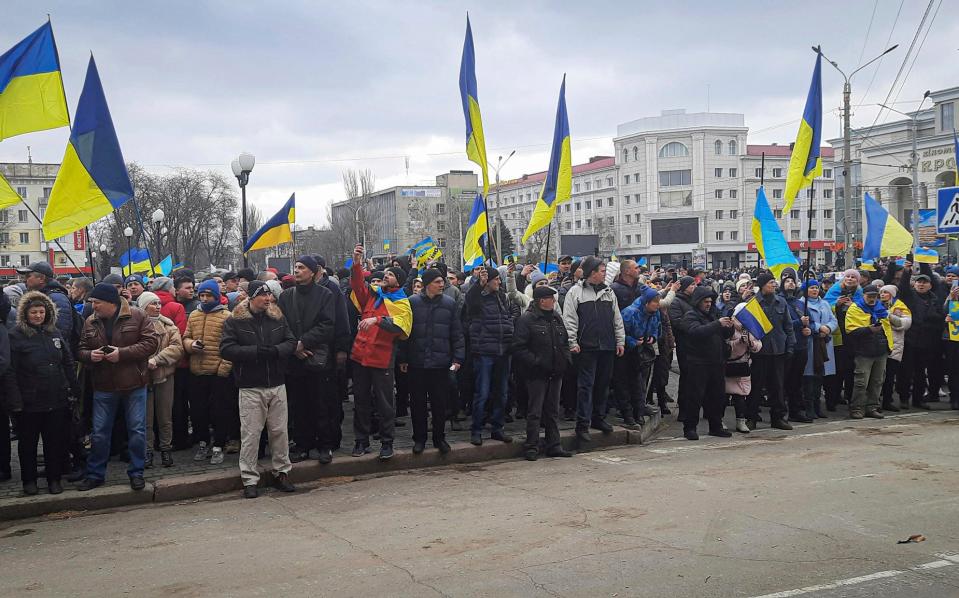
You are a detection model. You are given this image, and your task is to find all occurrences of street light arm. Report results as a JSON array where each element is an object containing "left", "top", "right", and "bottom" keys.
[
  {"left": 814, "top": 46, "right": 847, "bottom": 80},
  {"left": 849, "top": 44, "right": 898, "bottom": 78}
]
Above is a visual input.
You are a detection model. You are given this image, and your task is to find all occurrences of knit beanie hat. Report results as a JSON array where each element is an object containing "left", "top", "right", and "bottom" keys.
[
  {"left": 150, "top": 277, "right": 174, "bottom": 292},
  {"left": 196, "top": 279, "right": 221, "bottom": 301},
  {"left": 880, "top": 284, "right": 898, "bottom": 298},
  {"left": 678, "top": 276, "right": 695, "bottom": 291},
  {"left": 386, "top": 266, "right": 407, "bottom": 287},
  {"left": 580, "top": 256, "right": 603, "bottom": 280},
  {"left": 296, "top": 255, "right": 319, "bottom": 274},
  {"left": 529, "top": 270, "right": 547, "bottom": 286},
  {"left": 136, "top": 291, "right": 161, "bottom": 308},
  {"left": 756, "top": 272, "right": 775, "bottom": 290},
  {"left": 421, "top": 268, "right": 443, "bottom": 287},
  {"left": 247, "top": 280, "right": 270, "bottom": 299},
  {"left": 101, "top": 273, "right": 123, "bottom": 286},
  {"left": 90, "top": 282, "right": 120, "bottom": 304}
]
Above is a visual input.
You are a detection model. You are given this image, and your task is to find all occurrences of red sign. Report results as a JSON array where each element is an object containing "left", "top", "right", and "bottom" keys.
[
  {"left": 73, "top": 229, "right": 86, "bottom": 251},
  {"left": 747, "top": 240, "right": 837, "bottom": 251}
]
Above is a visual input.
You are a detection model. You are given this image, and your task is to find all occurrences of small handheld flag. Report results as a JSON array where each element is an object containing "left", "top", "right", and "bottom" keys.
[
  {"left": 734, "top": 297, "right": 774, "bottom": 340},
  {"left": 244, "top": 193, "right": 295, "bottom": 253},
  {"left": 783, "top": 52, "right": 823, "bottom": 213},
  {"left": 862, "top": 191, "right": 912, "bottom": 261},
  {"left": 914, "top": 247, "right": 939, "bottom": 264}
]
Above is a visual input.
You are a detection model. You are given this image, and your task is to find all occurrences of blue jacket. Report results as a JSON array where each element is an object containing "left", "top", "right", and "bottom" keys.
[
  {"left": 622, "top": 287, "right": 661, "bottom": 348},
  {"left": 402, "top": 291, "right": 465, "bottom": 368}
]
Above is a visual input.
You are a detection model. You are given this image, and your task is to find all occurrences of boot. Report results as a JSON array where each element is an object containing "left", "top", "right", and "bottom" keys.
[
  {"left": 882, "top": 401, "right": 900, "bottom": 412},
  {"left": 707, "top": 421, "right": 732, "bottom": 438},
  {"left": 735, "top": 418, "right": 750, "bottom": 433},
  {"left": 683, "top": 427, "right": 699, "bottom": 441}
]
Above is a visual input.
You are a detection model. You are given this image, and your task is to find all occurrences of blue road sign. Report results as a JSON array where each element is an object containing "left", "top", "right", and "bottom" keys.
[{"left": 937, "top": 186, "right": 959, "bottom": 234}]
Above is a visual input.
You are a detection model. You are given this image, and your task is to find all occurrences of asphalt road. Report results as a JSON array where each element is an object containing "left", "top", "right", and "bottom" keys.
[{"left": 2, "top": 411, "right": 959, "bottom": 598}]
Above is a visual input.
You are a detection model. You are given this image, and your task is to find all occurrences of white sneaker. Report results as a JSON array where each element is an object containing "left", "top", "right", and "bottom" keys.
[
  {"left": 193, "top": 441, "right": 209, "bottom": 461},
  {"left": 210, "top": 447, "right": 224, "bottom": 465},
  {"left": 736, "top": 418, "right": 750, "bottom": 433}
]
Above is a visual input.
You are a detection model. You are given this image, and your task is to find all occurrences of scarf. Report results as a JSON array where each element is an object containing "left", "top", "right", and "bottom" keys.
[{"left": 852, "top": 295, "right": 888, "bottom": 325}]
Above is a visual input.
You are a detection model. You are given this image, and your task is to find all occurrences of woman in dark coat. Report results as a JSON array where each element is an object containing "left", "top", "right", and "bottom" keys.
[{"left": 4, "top": 291, "right": 79, "bottom": 495}]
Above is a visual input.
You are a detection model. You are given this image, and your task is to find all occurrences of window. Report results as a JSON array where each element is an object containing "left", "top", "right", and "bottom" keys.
[
  {"left": 659, "top": 142, "right": 689, "bottom": 157},
  {"left": 774, "top": 209, "right": 783, "bottom": 218},
  {"left": 586, "top": 218, "right": 592, "bottom": 228},
  {"left": 18, "top": 232, "right": 28, "bottom": 244},
  {"left": 824, "top": 209, "right": 833, "bottom": 219},
  {"left": 790, "top": 209, "right": 800, "bottom": 219},
  {"left": 437, "top": 221, "right": 446, "bottom": 232},
  {"left": 823, "top": 189, "right": 833, "bottom": 199},
  {"left": 634, "top": 213, "right": 640, "bottom": 222},
  {"left": 635, "top": 234, "right": 642, "bottom": 245},
  {"left": 810, "top": 230, "right": 817, "bottom": 238},
  {"left": 624, "top": 174, "right": 630, "bottom": 185},
  {"left": 730, "top": 189, "right": 737, "bottom": 199},
  {"left": 715, "top": 209, "right": 723, "bottom": 219},
  {"left": 623, "top": 148, "right": 629, "bottom": 163},
  {"left": 659, "top": 190, "right": 693, "bottom": 208},
  {"left": 715, "top": 189, "right": 723, "bottom": 199},
  {"left": 565, "top": 221, "right": 571, "bottom": 230},
  {"left": 16, "top": 186, "right": 27, "bottom": 198},
  {"left": 728, "top": 140, "right": 737, "bottom": 155},
  {"left": 625, "top": 195, "right": 630, "bottom": 204},
  {"left": 575, "top": 202, "right": 581, "bottom": 211},
  {"left": 437, "top": 237, "right": 446, "bottom": 247},
  {"left": 0, "top": 210, "right": 7, "bottom": 223},
  {"left": 584, "top": 181, "right": 591, "bottom": 191},
  {"left": 772, "top": 189, "right": 783, "bottom": 199},
  {"left": 729, "top": 168, "right": 737, "bottom": 177},
  {"left": 806, "top": 188, "right": 815, "bottom": 199},
  {"left": 633, "top": 146, "right": 639, "bottom": 161},
  {"left": 941, "top": 102, "right": 955, "bottom": 131},
  {"left": 575, "top": 220, "right": 582, "bottom": 229},
  {"left": 574, "top": 183, "right": 580, "bottom": 193},
  {"left": 730, "top": 231, "right": 739, "bottom": 241},
  {"left": 606, "top": 177, "right": 613, "bottom": 187},
  {"left": 526, "top": 193, "right": 531, "bottom": 201},
  {"left": 809, "top": 209, "right": 817, "bottom": 217},
  {"left": 658, "top": 169, "right": 691, "bottom": 187},
  {"left": 435, "top": 203, "right": 445, "bottom": 215},
  {"left": 625, "top": 234, "right": 632, "bottom": 244},
  {"left": 824, "top": 228, "right": 833, "bottom": 239},
  {"left": 625, "top": 214, "right": 632, "bottom": 224},
  {"left": 0, "top": 233, "right": 8, "bottom": 244},
  {"left": 564, "top": 204, "right": 571, "bottom": 212},
  {"left": 790, "top": 230, "right": 801, "bottom": 240},
  {"left": 823, "top": 168, "right": 833, "bottom": 178},
  {"left": 607, "top": 216, "right": 614, "bottom": 225},
  {"left": 0, "top": 256, "right": 7, "bottom": 266},
  {"left": 607, "top": 197, "right": 614, "bottom": 207},
  {"left": 42, "top": 187, "right": 51, "bottom": 199},
  {"left": 772, "top": 168, "right": 783, "bottom": 178},
  {"left": 730, "top": 210, "right": 738, "bottom": 219},
  {"left": 595, "top": 179, "right": 601, "bottom": 189},
  {"left": 715, "top": 168, "right": 723, "bottom": 178},
  {"left": 715, "top": 140, "right": 723, "bottom": 155},
  {"left": 585, "top": 200, "right": 591, "bottom": 210},
  {"left": 755, "top": 167, "right": 763, "bottom": 178},
  {"left": 19, "top": 255, "right": 29, "bottom": 267},
  {"left": 715, "top": 231, "right": 724, "bottom": 241},
  {"left": 17, "top": 210, "right": 27, "bottom": 223}
]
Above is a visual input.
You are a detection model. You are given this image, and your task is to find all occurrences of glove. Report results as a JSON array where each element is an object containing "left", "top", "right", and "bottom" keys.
[{"left": 257, "top": 345, "right": 279, "bottom": 359}]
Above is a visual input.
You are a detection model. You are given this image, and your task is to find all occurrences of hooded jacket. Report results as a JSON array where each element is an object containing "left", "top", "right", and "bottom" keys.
[
  {"left": 146, "top": 314, "right": 184, "bottom": 384},
  {"left": 4, "top": 291, "right": 75, "bottom": 413},
  {"left": 40, "top": 279, "right": 78, "bottom": 352},
  {"left": 154, "top": 288, "right": 187, "bottom": 334},
  {"left": 681, "top": 287, "right": 733, "bottom": 365},
  {"left": 465, "top": 279, "right": 516, "bottom": 356},
  {"left": 622, "top": 287, "right": 661, "bottom": 349},
  {"left": 219, "top": 299, "right": 296, "bottom": 388},
  {"left": 754, "top": 290, "right": 796, "bottom": 356},
  {"left": 511, "top": 301, "right": 571, "bottom": 378},
  {"left": 78, "top": 299, "right": 159, "bottom": 392}
]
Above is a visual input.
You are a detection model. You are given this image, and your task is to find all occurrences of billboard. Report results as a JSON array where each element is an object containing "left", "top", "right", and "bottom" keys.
[
  {"left": 650, "top": 217, "right": 699, "bottom": 245},
  {"left": 917, "top": 208, "right": 945, "bottom": 247},
  {"left": 400, "top": 188, "right": 442, "bottom": 198},
  {"left": 560, "top": 234, "right": 599, "bottom": 257}
]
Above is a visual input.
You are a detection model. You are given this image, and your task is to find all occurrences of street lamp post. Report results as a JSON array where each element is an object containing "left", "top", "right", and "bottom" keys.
[
  {"left": 489, "top": 150, "right": 516, "bottom": 264},
  {"left": 878, "top": 91, "right": 932, "bottom": 250},
  {"left": 98, "top": 243, "right": 107, "bottom": 281},
  {"left": 89, "top": 252, "right": 97, "bottom": 282},
  {"left": 123, "top": 227, "right": 134, "bottom": 277},
  {"left": 151, "top": 208, "right": 165, "bottom": 275},
  {"left": 231, "top": 152, "right": 256, "bottom": 268},
  {"left": 814, "top": 44, "right": 898, "bottom": 268}
]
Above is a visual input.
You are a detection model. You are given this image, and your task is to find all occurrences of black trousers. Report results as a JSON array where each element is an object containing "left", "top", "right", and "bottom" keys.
[
  {"left": 17, "top": 409, "right": 70, "bottom": 483},
  {"left": 525, "top": 376, "right": 562, "bottom": 451},
  {"left": 189, "top": 374, "right": 233, "bottom": 447},
  {"left": 680, "top": 363, "right": 725, "bottom": 428},
  {"left": 825, "top": 345, "right": 855, "bottom": 409},
  {"left": 881, "top": 358, "right": 904, "bottom": 406},
  {"left": 785, "top": 351, "right": 808, "bottom": 417},
  {"left": 172, "top": 368, "right": 192, "bottom": 449},
  {"left": 394, "top": 365, "right": 410, "bottom": 417},
  {"left": 560, "top": 361, "right": 578, "bottom": 413},
  {"left": 947, "top": 343, "right": 959, "bottom": 405},
  {"left": 287, "top": 371, "right": 341, "bottom": 452},
  {"left": 575, "top": 351, "right": 614, "bottom": 431},
  {"left": 0, "top": 404, "right": 10, "bottom": 476},
  {"left": 747, "top": 354, "right": 786, "bottom": 421},
  {"left": 899, "top": 341, "right": 944, "bottom": 405},
  {"left": 615, "top": 347, "right": 653, "bottom": 420},
  {"left": 409, "top": 367, "right": 449, "bottom": 444},
  {"left": 648, "top": 348, "right": 673, "bottom": 406},
  {"left": 353, "top": 364, "right": 395, "bottom": 444}
]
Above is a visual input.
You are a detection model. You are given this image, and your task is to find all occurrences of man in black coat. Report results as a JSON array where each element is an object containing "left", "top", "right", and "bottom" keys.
[
  {"left": 680, "top": 287, "right": 734, "bottom": 440},
  {"left": 399, "top": 269, "right": 465, "bottom": 455},
  {"left": 277, "top": 256, "right": 336, "bottom": 464},
  {"left": 746, "top": 272, "right": 796, "bottom": 431},
  {"left": 511, "top": 286, "right": 573, "bottom": 461},
  {"left": 312, "top": 256, "right": 353, "bottom": 450},
  {"left": 897, "top": 265, "right": 946, "bottom": 409}
]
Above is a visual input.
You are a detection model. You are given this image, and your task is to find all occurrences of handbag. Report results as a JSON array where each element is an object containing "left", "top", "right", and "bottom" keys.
[{"left": 291, "top": 291, "right": 329, "bottom": 372}]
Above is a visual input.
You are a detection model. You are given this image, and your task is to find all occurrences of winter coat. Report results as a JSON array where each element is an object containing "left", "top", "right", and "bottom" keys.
[
  {"left": 622, "top": 287, "right": 661, "bottom": 349},
  {"left": 725, "top": 320, "right": 762, "bottom": 396},
  {"left": 800, "top": 296, "right": 838, "bottom": 376},
  {"left": 754, "top": 292, "right": 796, "bottom": 356},
  {"left": 884, "top": 298, "right": 912, "bottom": 362},
  {"left": 278, "top": 283, "right": 335, "bottom": 373},
  {"left": 40, "top": 281, "right": 78, "bottom": 352},
  {"left": 681, "top": 287, "right": 733, "bottom": 366},
  {"left": 781, "top": 291, "right": 808, "bottom": 354},
  {"left": 146, "top": 314, "right": 184, "bottom": 384},
  {"left": 318, "top": 275, "right": 353, "bottom": 355},
  {"left": 562, "top": 281, "right": 625, "bottom": 352},
  {"left": 898, "top": 268, "right": 945, "bottom": 346},
  {"left": 658, "top": 305, "right": 676, "bottom": 353},
  {"left": 401, "top": 291, "right": 466, "bottom": 369},
  {"left": 154, "top": 289, "right": 187, "bottom": 334},
  {"left": 667, "top": 291, "right": 695, "bottom": 341},
  {"left": 844, "top": 300, "right": 891, "bottom": 358},
  {"left": 825, "top": 284, "right": 862, "bottom": 348},
  {"left": 511, "top": 304, "right": 571, "bottom": 378},
  {"left": 183, "top": 305, "right": 232, "bottom": 377},
  {"left": 77, "top": 299, "right": 159, "bottom": 392},
  {"left": 466, "top": 282, "right": 515, "bottom": 356},
  {"left": 219, "top": 300, "right": 296, "bottom": 388},
  {"left": 348, "top": 261, "right": 412, "bottom": 369},
  {"left": 3, "top": 292, "right": 76, "bottom": 413},
  {"left": 610, "top": 276, "right": 646, "bottom": 311}
]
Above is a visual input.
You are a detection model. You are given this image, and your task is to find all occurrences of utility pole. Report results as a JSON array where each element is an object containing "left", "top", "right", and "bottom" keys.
[{"left": 489, "top": 150, "right": 516, "bottom": 264}]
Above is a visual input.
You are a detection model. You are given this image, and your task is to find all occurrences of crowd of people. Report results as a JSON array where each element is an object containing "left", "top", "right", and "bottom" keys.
[{"left": 0, "top": 246, "right": 956, "bottom": 499}]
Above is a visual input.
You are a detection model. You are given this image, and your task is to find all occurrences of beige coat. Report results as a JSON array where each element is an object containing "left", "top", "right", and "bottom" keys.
[
  {"left": 183, "top": 306, "right": 233, "bottom": 377},
  {"left": 147, "top": 314, "right": 184, "bottom": 384}
]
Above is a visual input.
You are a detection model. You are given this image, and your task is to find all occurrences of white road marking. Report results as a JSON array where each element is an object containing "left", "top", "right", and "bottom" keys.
[
  {"left": 809, "top": 473, "right": 878, "bottom": 484},
  {"left": 913, "top": 560, "right": 953, "bottom": 570}
]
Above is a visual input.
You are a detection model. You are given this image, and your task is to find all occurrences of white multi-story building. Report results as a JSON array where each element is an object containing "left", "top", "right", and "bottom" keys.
[{"left": 0, "top": 162, "right": 91, "bottom": 278}]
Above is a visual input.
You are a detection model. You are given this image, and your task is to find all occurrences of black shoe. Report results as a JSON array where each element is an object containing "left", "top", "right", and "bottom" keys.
[
  {"left": 394, "top": 419, "right": 406, "bottom": 427},
  {"left": 591, "top": 419, "right": 613, "bottom": 435},
  {"left": 290, "top": 451, "right": 310, "bottom": 463},
  {"left": 575, "top": 429, "right": 591, "bottom": 444},
  {"left": 378, "top": 443, "right": 394, "bottom": 461},
  {"left": 470, "top": 433, "right": 483, "bottom": 446},
  {"left": 642, "top": 404, "right": 658, "bottom": 417},
  {"left": 524, "top": 449, "right": 538, "bottom": 461},
  {"left": 826, "top": 404, "right": 837, "bottom": 412},
  {"left": 47, "top": 479, "right": 63, "bottom": 495},
  {"left": 435, "top": 440, "right": 451, "bottom": 455},
  {"left": 412, "top": 441, "right": 425, "bottom": 454},
  {"left": 660, "top": 391, "right": 674, "bottom": 403},
  {"left": 243, "top": 485, "right": 258, "bottom": 499},
  {"left": 76, "top": 478, "right": 103, "bottom": 492},
  {"left": 351, "top": 441, "right": 370, "bottom": 457},
  {"left": 708, "top": 427, "right": 732, "bottom": 438},
  {"left": 273, "top": 472, "right": 295, "bottom": 492},
  {"left": 65, "top": 469, "right": 85, "bottom": 483},
  {"left": 746, "top": 419, "right": 757, "bottom": 431},
  {"left": 771, "top": 419, "right": 793, "bottom": 431},
  {"left": 913, "top": 402, "right": 931, "bottom": 410},
  {"left": 23, "top": 481, "right": 38, "bottom": 496},
  {"left": 563, "top": 408, "right": 576, "bottom": 422},
  {"left": 515, "top": 410, "right": 527, "bottom": 420},
  {"left": 504, "top": 413, "right": 514, "bottom": 423},
  {"left": 145, "top": 452, "right": 154, "bottom": 469},
  {"left": 491, "top": 430, "right": 513, "bottom": 443},
  {"left": 660, "top": 406, "right": 672, "bottom": 416},
  {"left": 546, "top": 447, "right": 573, "bottom": 458},
  {"left": 318, "top": 449, "right": 333, "bottom": 465},
  {"left": 161, "top": 451, "right": 174, "bottom": 468},
  {"left": 882, "top": 402, "right": 900, "bottom": 412},
  {"left": 130, "top": 476, "right": 146, "bottom": 491},
  {"left": 792, "top": 414, "right": 814, "bottom": 424},
  {"left": 683, "top": 428, "right": 699, "bottom": 441}
]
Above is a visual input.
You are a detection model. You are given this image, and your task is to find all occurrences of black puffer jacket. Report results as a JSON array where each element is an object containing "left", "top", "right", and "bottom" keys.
[
  {"left": 667, "top": 290, "right": 695, "bottom": 340},
  {"left": 511, "top": 304, "right": 571, "bottom": 378},
  {"left": 466, "top": 283, "right": 516, "bottom": 356},
  {"left": 610, "top": 276, "right": 646, "bottom": 311},
  {"left": 278, "top": 283, "right": 335, "bottom": 372},
  {"left": 898, "top": 268, "right": 945, "bottom": 345},
  {"left": 681, "top": 287, "right": 732, "bottom": 365},
  {"left": 318, "top": 275, "right": 353, "bottom": 355},
  {"left": 220, "top": 300, "right": 296, "bottom": 388},
  {"left": 755, "top": 291, "right": 796, "bottom": 355},
  {"left": 4, "top": 292, "right": 77, "bottom": 413},
  {"left": 402, "top": 291, "right": 465, "bottom": 369}
]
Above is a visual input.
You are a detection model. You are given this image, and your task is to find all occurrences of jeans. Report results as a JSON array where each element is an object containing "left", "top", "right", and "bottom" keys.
[
  {"left": 86, "top": 387, "right": 147, "bottom": 481},
  {"left": 576, "top": 350, "right": 614, "bottom": 431},
  {"left": 472, "top": 354, "right": 510, "bottom": 433}
]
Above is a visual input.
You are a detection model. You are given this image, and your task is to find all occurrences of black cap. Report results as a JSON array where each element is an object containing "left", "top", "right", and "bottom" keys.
[
  {"left": 533, "top": 285, "right": 557, "bottom": 299},
  {"left": 247, "top": 280, "right": 270, "bottom": 299},
  {"left": 16, "top": 261, "right": 54, "bottom": 278},
  {"left": 558, "top": 255, "right": 573, "bottom": 263},
  {"left": 914, "top": 273, "right": 932, "bottom": 283}
]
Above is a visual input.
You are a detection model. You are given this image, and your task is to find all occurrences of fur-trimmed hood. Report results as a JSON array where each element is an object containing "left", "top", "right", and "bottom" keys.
[
  {"left": 231, "top": 299, "right": 283, "bottom": 321},
  {"left": 16, "top": 291, "right": 58, "bottom": 336}
]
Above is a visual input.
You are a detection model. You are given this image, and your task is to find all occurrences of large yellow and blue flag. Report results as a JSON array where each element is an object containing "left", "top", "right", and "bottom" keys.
[
  {"left": 522, "top": 75, "right": 572, "bottom": 244},
  {"left": 459, "top": 16, "right": 489, "bottom": 196},
  {"left": 120, "top": 247, "right": 153, "bottom": 275},
  {"left": 0, "top": 22, "right": 69, "bottom": 142},
  {"left": 463, "top": 194, "right": 488, "bottom": 271},
  {"left": 783, "top": 52, "right": 823, "bottom": 213},
  {"left": 0, "top": 174, "right": 21, "bottom": 209},
  {"left": 244, "top": 193, "right": 295, "bottom": 253},
  {"left": 751, "top": 186, "right": 799, "bottom": 278},
  {"left": 862, "top": 191, "right": 912, "bottom": 260},
  {"left": 43, "top": 56, "right": 133, "bottom": 240},
  {"left": 733, "top": 297, "right": 774, "bottom": 340}
]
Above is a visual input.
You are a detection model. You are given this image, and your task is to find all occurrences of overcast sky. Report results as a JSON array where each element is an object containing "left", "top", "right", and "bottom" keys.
[{"left": 3, "top": 1, "right": 953, "bottom": 228}]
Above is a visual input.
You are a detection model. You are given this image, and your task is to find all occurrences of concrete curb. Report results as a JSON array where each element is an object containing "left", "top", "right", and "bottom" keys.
[{"left": 1, "top": 413, "right": 665, "bottom": 522}]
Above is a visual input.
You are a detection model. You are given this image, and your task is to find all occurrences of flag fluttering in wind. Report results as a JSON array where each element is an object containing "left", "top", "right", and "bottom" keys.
[
  {"left": 751, "top": 186, "right": 799, "bottom": 277},
  {"left": 0, "top": 175, "right": 21, "bottom": 209},
  {"left": 43, "top": 56, "right": 133, "bottom": 240},
  {"left": 914, "top": 247, "right": 939, "bottom": 264},
  {"left": 155, "top": 254, "right": 174, "bottom": 276},
  {"left": 243, "top": 193, "right": 295, "bottom": 253},
  {"left": 458, "top": 15, "right": 489, "bottom": 197},
  {"left": 463, "top": 194, "right": 488, "bottom": 271},
  {"left": 862, "top": 191, "right": 913, "bottom": 260},
  {"left": 0, "top": 22, "right": 69, "bottom": 142},
  {"left": 120, "top": 247, "right": 153, "bottom": 275},
  {"left": 734, "top": 297, "right": 774, "bottom": 340},
  {"left": 412, "top": 236, "right": 442, "bottom": 271},
  {"left": 783, "top": 52, "right": 823, "bottom": 213},
  {"left": 522, "top": 75, "right": 572, "bottom": 244}
]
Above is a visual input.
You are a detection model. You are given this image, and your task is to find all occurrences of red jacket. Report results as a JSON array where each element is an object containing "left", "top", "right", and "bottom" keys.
[
  {"left": 349, "top": 261, "right": 411, "bottom": 369},
  {"left": 155, "top": 289, "right": 187, "bottom": 334}
]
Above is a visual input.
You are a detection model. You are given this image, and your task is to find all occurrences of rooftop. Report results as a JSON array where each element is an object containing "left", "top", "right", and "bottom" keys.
[
  {"left": 616, "top": 109, "right": 746, "bottom": 138},
  {"left": 492, "top": 156, "right": 615, "bottom": 192}
]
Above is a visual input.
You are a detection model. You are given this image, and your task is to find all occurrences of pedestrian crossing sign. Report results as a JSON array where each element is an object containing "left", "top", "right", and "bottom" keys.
[{"left": 937, "top": 187, "right": 959, "bottom": 233}]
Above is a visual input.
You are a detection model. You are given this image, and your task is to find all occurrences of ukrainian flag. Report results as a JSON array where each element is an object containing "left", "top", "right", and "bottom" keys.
[
  {"left": 463, "top": 194, "right": 488, "bottom": 271},
  {"left": 751, "top": 186, "right": 799, "bottom": 278},
  {"left": 459, "top": 16, "right": 489, "bottom": 196},
  {"left": 156, "top": 254, "right": 174, "bottom": 276},
  {"left": 522, "top": 75, "right": 572, "bottom": 244},
  {"left": 0, "top": 174, "right": 21, "bottom": 209},
  {"left": 43, "top": 56, "right": 133, "bottom": 240},
  {"left": 862, "top": 192, "right": 913, "bottom": 261},
  {"left": 412, "top": 236, "right": 441, "bottom": 271},
  {"left": 0, "top": 22, "right": 69, "bottom": 142},
  {"left": 734, "top": 297, "right": 774, "bottom": 340},
  {"left": 783, "top": 52, "right": 823, "bottom": 213},
  {"left": 914, "top": 247, "right": 938, "bottom": 264},
  {"left": 120, "top": 248, "right": 153, "bottom": 275},
  {"left": 244, "top": 193, "right": 295, "bottom": 253}
]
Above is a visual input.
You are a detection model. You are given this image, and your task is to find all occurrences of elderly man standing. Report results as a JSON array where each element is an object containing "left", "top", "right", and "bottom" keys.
[
  {"left": 75, "top": 283, "right": 158, "bottom": 491},
  {"left": 563, "top": 256, "right": 625, "bottom": 444},
  {"left": 844, "top": 283, "right": 892, "bottom": 419}
]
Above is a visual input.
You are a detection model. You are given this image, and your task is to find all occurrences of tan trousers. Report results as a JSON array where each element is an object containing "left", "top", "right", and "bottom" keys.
[
  {"left": 146, "top": 378, "right": 175, "bottom": 452},
  {"left": 238, "top": 385, "right": 291, "bottom": 486}
]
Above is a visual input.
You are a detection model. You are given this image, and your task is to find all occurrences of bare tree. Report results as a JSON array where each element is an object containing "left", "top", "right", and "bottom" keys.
[{"left": 338, "top": 168, "right": 379, "bottom": 248}]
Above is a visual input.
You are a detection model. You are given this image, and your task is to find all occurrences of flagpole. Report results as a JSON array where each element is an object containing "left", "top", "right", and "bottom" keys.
[
  {"left": 543, "top": 222, "right": 552, "bottom": 270},
  {"left": 20, "top": 201, "right": 85, "bottom": 276},
  {"left": 758, "top": 152, "right": 765, "bottom": 271},
  {"left": 804, "top": 180, "right": 815, "bottom": 317},
  {"left": 482, "top": 194, "right": 497, "bottom": 267}
]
